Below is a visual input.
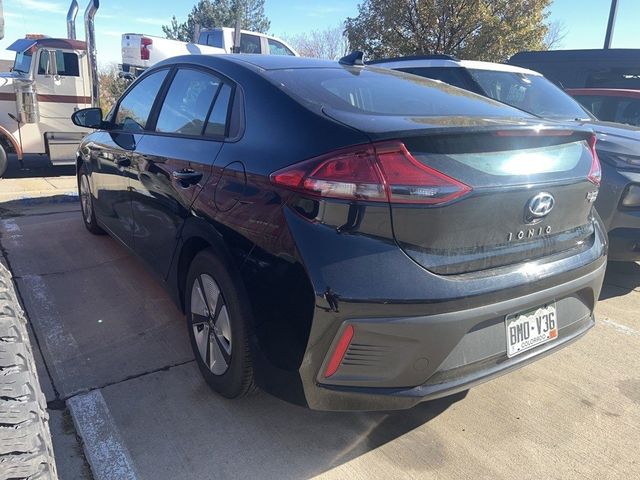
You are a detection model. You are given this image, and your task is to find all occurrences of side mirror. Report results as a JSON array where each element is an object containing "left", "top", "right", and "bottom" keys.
[{"left": 71, "top": 107, "right": 104, "bottom": 129}]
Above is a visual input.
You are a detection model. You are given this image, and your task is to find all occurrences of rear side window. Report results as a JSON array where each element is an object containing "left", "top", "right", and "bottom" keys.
[
  {"left": 396, "top": 66, "right": 472, "bottom": 91},
  {"left": 240, "top": 34, "right": 261, "bottom": 54},
  {"left": 115, "top": 69, "right": 168, "bottom": 132},
  {"left": 267, "top": 67, "right": 522, "bottom": 117},
  {"left": 204, "top": 83, "right": 232, "bottom": 137},
  {"left": 203, "top": 30, "right": 223, "bottom": 48},
  {"left": 467, "top": 69, "right": 589, "bottom": 120},
  {"left": 268, "top": 39, "right": 294, "bottom": 56},
  {"left": 156, "top": 69, "right": 221, "bottom": 136}
]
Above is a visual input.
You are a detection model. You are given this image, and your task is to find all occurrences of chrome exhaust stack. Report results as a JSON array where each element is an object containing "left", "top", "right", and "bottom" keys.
[
  {"left": 84, "top": 0, "right": 99, "bottom": 107},
  {"left": 67, "top": 0, "right": 79, "bottom": 39}
]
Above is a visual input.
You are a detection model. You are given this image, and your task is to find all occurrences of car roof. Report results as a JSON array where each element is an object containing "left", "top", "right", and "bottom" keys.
[
  {"left": 566, "top": 88, "right": 640, "bottom": 98},
  {"left": 370, "top": 56, "right": 541, "bottom": 76},
  {"left": 205, "top": 54, "right": 339, "bottom": 70},
  {"left": 510, "top": 48, "right": 640, "bottom": 63}
]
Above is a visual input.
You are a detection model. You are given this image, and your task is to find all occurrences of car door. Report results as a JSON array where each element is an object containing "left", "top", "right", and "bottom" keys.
[
  {"left": 35, "top": 48, "right": 87, "bottom": 121},
  {"left": 130, "top": 66, "right": 232, "bottom": 278},
  {"left": 90, "top": 68, "right": 169, "bottom": 247}
]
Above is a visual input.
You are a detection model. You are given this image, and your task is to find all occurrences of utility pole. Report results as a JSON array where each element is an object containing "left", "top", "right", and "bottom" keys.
[
  {"left": 232, "top": 1, "right": 243, "bottom": 53},
  {"left": 0, "top": 0, "right": 4, "bottom": 40},
  {"left": 603, "top": 0, "right": 618, "bottom": 49}
]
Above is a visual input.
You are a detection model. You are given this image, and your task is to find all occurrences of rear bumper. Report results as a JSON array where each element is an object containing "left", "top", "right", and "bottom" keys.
[
  {"left": 252, "top": 204, "right": 607, "bottom": 411},
  {"left": 608, "top": 227, "right": 640, "bottom": 261},
  {"left": 596, "top": 165, "right": 640, "bottom": 261},
  {"left": 305, "top": 259, "right": 604, "bottom": 411}
]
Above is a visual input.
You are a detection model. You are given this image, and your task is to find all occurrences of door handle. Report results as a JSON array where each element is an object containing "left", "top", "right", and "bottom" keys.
[
  {"left": 172, "top": 169, "right": 203, "bottom": 186},
  {"left": 116, "top": 156, "right": 131, "bottom": 168}
]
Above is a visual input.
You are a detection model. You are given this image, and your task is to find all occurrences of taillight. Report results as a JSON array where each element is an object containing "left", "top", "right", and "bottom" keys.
[
  {"left": 324, "top": 325, "right": 354, "bottom": 378},
  {"left": 587, "top": 134, "right": 602, "bottom": 186},
  {"left": 270, "top": 141, "right": 472, "bottom": 205},
  {"left": 587, "top": 135, "right": 602, "bottom": 186},
  {"left": 140, "top": 37, "right": 153, "bottom": 61}
]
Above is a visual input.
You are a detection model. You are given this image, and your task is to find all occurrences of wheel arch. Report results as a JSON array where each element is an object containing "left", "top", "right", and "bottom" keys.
[
  {"left": 0, "top": 125, "right": 22, "bottom": 160},
  {"left": 171, "top": 216, "right": 253, "bottom": 315}
]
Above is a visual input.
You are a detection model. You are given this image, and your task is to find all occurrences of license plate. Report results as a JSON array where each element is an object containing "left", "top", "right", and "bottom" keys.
[{"left": 505, "top": 303, "right": 558, "bottom": 358}]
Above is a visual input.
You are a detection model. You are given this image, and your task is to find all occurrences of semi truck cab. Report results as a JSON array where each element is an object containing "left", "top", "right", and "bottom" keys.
[{"left": 0, "top": 36, "right": 92, "bottom": 176}]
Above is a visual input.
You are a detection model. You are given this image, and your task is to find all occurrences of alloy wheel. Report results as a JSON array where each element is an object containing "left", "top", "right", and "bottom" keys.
[
  {"left": 190, "top": 274, "right": 232, "bottom": 375},
  {"left": 79, "top": 174, "right": 93, "bottom": 224}
]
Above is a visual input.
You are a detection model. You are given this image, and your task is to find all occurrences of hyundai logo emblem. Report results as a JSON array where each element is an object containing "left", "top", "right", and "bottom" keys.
[{"left": 526, "top": 192, "right": 555, "bottom": 222}]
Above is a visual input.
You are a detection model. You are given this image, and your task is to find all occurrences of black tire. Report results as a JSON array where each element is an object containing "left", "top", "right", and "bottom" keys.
[
  {"left": 77, "top": 163, "right": 104, "bottom": 235},
  {"left": 0, "top": 144, "right": 8, "bottom": 178},
  {"left": 185, "top": 249, "right": 256, "bottom": 398},
  {"left": 0, "top": 263, "right": 58, "bottom": 480}
]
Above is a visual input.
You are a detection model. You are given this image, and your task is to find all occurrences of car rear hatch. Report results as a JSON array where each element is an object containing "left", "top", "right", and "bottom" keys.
[
  {"left": 380, "top": 128, "right": 600, "bottom": 274},
  {"left": 293, "top": 111, "right": 600, "bottom": 275}
]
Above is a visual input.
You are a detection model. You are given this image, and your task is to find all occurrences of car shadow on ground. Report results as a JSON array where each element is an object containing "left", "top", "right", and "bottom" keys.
[
  {"left": 4, "top": 154, "right": 75, "bottom": 179},
  {"left": 108, "top": 362, "right": 469, "bottom": 479},
  {"left": 599, "top": 261, "right": 640, "bottom": 300}
]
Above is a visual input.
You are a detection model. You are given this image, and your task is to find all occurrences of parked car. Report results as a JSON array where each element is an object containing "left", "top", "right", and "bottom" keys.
[
  {"left": 508, "top": 48, "right": 640, "bottom": 89},
  {"left": 72, "top": 54, "right": 606, "bottom": 411},
  {"left": 567, "top": 88, "right": 640, "bottom": 127},
  {"left": 373, "top": 55, "right": 640, "bottom": 261},
  {"left": 120, "top": 29, "right": 297, "bottom": 78}
]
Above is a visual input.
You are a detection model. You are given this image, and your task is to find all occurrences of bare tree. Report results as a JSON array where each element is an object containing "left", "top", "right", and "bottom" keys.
[
  {"left": 286, "top": 25, "right": 349, "bottom": 60},
  {"left": 99, "top": 64, "right": 128, "bottom": 113},
  {"left": 544, "top": 20, "right": 567, "bottom": 50}
]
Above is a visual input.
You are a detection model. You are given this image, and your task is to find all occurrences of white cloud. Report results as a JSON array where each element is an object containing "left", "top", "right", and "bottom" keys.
[
  {"left": 297, "top": 5, "right": 346, "bottom": 18},
  {"left": 17, "top": 0, "right": 66, "bottom": 14},
  {"left": 136, "top": 17, "right": 169, "bottom": 27}
]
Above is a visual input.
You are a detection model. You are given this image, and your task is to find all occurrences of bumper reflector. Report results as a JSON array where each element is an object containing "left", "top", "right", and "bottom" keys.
[
  {"left": 622, "top": 185, "right": 640, "bottom": 208},
  {"left": 324, "top": 325, "right": 354, "bottom": 378}
]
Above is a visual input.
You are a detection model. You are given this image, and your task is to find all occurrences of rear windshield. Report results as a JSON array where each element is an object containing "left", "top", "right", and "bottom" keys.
[
  {"left": 468, "top": 69, "right": 591, "bottom": 121},
  {"left": 266, "top": 67, "right": 528, "bottom": 118}
]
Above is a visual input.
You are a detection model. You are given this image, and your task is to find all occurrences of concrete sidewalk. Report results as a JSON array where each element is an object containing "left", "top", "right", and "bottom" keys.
[
  {"left": 0, "top": 176, "right": 77, "bottom": 203},
  {"left": 1, "top": 201, "right": 639, "bottom": 480},
  {"left": 1, "top": 174, "right": 639, "bottom": 480}
]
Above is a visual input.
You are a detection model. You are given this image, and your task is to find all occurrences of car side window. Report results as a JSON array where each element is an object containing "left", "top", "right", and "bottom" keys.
[
  {"left": 204, "top": 83, "right": 233, "bottom": 138},
  {"left": 155, "top": 69, "right": 222, "bottom": 136},
  {"left": 54, "top": 50, "right": 79, "bottom": 77},
  {"left": 204, "top": 31, "right": 223, "bottom": 48},
  {"left": 37, "top": 50, "right": 52, "bottom": 75},
  {"left": 240, "top": 33, "right": 261, "bottom": 54},
  {"left": 614, "top": 99, "right": 640, "bottom": 126},
  {"left": 268, "top": 39, "right": 294, "bottom": 56},
  {"left": 397, "top": 67, "right": 471, "bottom": 90},
  {"left": 114, "top": 69, "right": 168, "bottom": 132}
]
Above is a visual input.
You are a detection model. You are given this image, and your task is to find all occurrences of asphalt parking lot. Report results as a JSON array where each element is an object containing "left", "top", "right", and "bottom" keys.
[{"left": 1, "top": 168, "right": 639, "bottom": 480}]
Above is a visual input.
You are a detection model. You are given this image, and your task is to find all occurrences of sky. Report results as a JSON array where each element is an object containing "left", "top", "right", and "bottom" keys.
[{"left": 0, "top": 0, "right": 638, "bottom": 67}]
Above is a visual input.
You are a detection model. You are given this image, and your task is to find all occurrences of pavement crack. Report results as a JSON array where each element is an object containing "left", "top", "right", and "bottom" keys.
[
  {"left": 61, "top": 359, "right": 196, "bottom": 402},
  {"left": 13, "top": 255, "right": 130, "bottom": 279}
]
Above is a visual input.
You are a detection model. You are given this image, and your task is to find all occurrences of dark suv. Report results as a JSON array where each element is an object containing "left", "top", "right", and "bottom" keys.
[
  {"left": 72, "top": 54, "right": 606, "bottom": 411},
  {"left": 373, "top": 56, "right": 640, "bottom": 261}
]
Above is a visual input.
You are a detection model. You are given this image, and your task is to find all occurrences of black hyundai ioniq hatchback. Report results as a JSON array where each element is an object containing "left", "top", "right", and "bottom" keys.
[{"left": 72, "top": 54, "right": 606, "bottom": 411}]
